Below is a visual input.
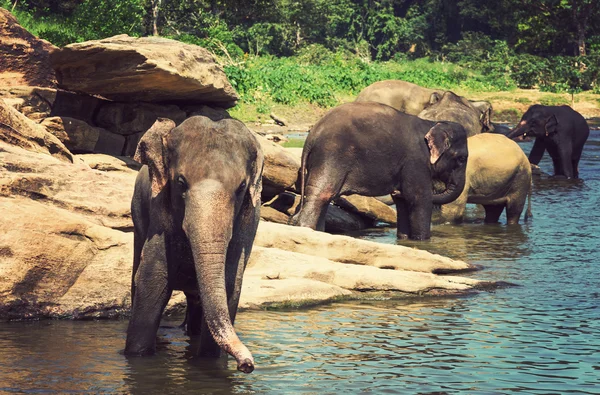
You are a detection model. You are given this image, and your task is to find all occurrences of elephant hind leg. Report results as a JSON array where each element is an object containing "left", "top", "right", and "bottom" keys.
[
  {"left": 483, "top": 204, "right": 504, "bottom": 224},
  {"left": 292, "top": 168, "right": 343, "bottom": 231}
]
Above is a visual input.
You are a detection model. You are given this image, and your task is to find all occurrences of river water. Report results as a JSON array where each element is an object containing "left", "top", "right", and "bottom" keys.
[{"left": 0, "top": 131, "right": 598, "bottom": 394}]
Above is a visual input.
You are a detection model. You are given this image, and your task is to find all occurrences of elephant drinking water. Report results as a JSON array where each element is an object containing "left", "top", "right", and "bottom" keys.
[{"left": 291, "top": 102, "right": 469, "bottom": 240}]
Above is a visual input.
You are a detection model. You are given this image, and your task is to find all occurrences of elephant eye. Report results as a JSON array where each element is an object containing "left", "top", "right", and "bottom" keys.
[
  {"left": 176, "top": 175, "right": 188, "bottom": 191},
  {"left": 237, "top": 180, "right": 247, "bottom": 194}
]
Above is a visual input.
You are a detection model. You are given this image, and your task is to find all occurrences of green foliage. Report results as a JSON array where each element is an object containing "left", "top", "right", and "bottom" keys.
[
  {"left": 71, "top": 0, "right": 144, "bottom": 40},
  {"left": 539, "top": 95, "right": 570, "bottom": 106}
]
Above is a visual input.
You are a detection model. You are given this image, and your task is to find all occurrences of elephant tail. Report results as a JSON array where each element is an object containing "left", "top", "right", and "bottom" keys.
[
  {"left": 525, "top": 180, "right": 533, "bottom": 221},
  {"left": 298, "top": 143, "right": 309, "bottom": 213}
]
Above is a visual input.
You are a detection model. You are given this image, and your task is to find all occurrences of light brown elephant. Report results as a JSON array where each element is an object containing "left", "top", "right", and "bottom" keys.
[
  {"left": 355, "top": 80, "right": 445, "bottom": 115},
  {"left": 437, "top": 133, "right": 532, "bottom": 224}
]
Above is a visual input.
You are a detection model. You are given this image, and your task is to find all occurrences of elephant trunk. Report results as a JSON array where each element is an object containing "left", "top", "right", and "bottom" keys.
[
  {"left": 506, "top": 125, "right": 526, "bottom": 140},
  {"left": 183, "top": 184, "right": 254, "bottom": 374},
  {"left": 431, "top": 169, "right": 466, "bottom": 205}
]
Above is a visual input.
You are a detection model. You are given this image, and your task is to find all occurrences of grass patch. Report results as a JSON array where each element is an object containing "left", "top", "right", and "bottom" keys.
[
  {"left": 539, "top": 95, "right": 570, "bottom": 106},
  {"left": 495, "top": 108, "right": 521, "bottom": 123},
  {"left": 515, "top": 97, "right": 532, "bottom": 104},
  {"left": 282, "top": 138, "right": 305, "bottom": 148}
]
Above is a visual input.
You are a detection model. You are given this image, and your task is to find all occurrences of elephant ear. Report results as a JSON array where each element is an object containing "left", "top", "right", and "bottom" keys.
[
  {"left": 134, "top": 118, "right": 176, "bottom": 197},
  {"left": 545, "top": 114, "right": 558, "bottom": 136},
  {"left": 480, "top": 108, "right": 492, "bottom": 132},
  {"left": 429, "top": 92, "right": 441, "bottom": 105},
  {"left": 425, "top": 123, "right": 451, "bottom": 165},
  {"left": 248, "top": 144, "right": 264, "bottom": 207}
]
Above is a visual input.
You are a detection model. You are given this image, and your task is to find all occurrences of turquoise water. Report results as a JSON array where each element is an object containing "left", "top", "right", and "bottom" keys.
[{"left": 0, "top": 131, "right": 598, "bottom": 394}]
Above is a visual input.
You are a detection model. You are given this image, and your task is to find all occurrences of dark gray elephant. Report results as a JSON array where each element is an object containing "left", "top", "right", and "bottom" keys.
[
  {"left": 291, "top": 102, "right": 468, "bottom": 240},
  {"left": 355, "top": 80, "right": 445, "bottom": 115},
  {"left": 125, "top": 116, "right": 264, "bottom": 374},
  {"left": 469, "top": 100, "right": 494, "bottom": 132},
  {"left": 418, "top": 91, "right": 486, "bottom": 137},
  {"left": 507, "top": 105, "right": 590, "bottom": 178}
]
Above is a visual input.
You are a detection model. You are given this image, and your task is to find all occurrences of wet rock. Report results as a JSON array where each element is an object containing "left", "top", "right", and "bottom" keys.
[
  {"left": 325, "top": 204, "right": 373, "bottom": 232},
  {"left": 41, "top": 116, "right": 125, "bottom": 155},
  {"left": 335, "top": 195, "right": 397, "bottom": 225},
  {"left": 255, "top": 221, "right": 476, "bottom": 274},
  {"left": 0, "top": 99, "right": 73, "bottom": 163},
  {"left": 50, "top": 34, "right": 238, "bottom": 106},
  {"left": 0, "top": 8, "right": 57, "bottom": 87}
]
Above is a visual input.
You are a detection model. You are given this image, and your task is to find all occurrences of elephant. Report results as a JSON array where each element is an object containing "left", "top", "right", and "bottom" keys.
[
  {"left": 437, "top": 133, "right": 532, "bottom": 224},
  {"left": 418, "top": 91, "right": 486, "bottom": 137},
  {"left": 124, "top": 116, "right": 264, "bottom": 374},
  {"left": 469, "top": 100, "right": 494, "bottom": 132},
  {"left": 507, "top": 105, "right": 590, "bottom": 179},
  {"left": 355, "top": 80, "right": 445, "bottom": 115},
  {"left": 291, "top": 102, "right": 469, "bottom": 240}
]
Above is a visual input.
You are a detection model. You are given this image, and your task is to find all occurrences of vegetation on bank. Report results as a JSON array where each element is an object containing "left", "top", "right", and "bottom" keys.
[{"left": 4, "top": 0, "right": 600, "bottom": 121}]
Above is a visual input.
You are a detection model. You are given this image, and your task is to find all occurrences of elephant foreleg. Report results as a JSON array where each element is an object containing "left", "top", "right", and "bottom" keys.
[
  {"left": 125, "top": 235, "right": 173, "bottom": 355},
  {"left": 293, "top": 184, "right": 335, "bottom": 231},
  {"left": 393, "top": 196, "right": 410, "bottom": 240}
]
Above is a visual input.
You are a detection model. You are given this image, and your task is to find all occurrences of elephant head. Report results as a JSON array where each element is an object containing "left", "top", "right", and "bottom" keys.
[
  {"left": 135, "top": 116, "right": 263, "bottom": 373},
  {"left": 424, "top": 121, "right": 469, "bottom": 205},
  {"left": 469, "top": 100, "right": 494, "bottom": 132},
  {"left": 507, "top": 105, "right": 558, "bottom": 140}
]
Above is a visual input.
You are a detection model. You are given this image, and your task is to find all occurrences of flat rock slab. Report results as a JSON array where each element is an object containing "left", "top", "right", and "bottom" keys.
[{"left": 50, "top": 34, "right": 239, "bottom": 106}]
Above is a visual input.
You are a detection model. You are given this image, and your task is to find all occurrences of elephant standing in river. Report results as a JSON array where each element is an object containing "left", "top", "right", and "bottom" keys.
[
  {"left": 437, "top": 133, "right": 532, "bottom": 224},
  {"left": 125, "top": 116, "right": 264, "bottom": 374},
  {"left": 469, "top": 100, "right": 494, "bottom": 132},
  {"left": 291, "top": 102, "right": 469, "bottom": 240},
  {"left": 418, "top": 91, "right": 486, "bottom": 137},
  {"left": 355, "top": 80, "right": 445, "bottom": 115},
  {"left": 507, "top": 105, "right": 589, "bottom": 179}
]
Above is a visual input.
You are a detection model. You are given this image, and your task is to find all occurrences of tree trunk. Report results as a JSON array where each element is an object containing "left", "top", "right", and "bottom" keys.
[{"left": 152, "top": 0, "right": 162, "bottom": 36}]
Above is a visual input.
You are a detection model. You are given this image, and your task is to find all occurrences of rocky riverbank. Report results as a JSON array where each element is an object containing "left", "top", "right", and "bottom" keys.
[{"left": 0, "top": 7, "right": 499, "bottom": 320}]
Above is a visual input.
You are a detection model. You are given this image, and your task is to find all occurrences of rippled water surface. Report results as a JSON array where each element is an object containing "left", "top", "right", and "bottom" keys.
[{"left": 1, "top": 131, "right": 599, "bottom": 394}]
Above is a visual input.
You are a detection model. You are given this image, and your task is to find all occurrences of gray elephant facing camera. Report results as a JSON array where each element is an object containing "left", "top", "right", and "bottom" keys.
[{"left": 125, "top": 116, "right": 264, "bottom": 374}]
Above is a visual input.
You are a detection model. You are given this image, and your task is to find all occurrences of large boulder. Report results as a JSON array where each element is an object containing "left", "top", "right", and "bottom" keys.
[
  {"left": 0, "top": 99, "right": 73, "bottom": 162},
  {"left": 41, "top": 116, "right": 125, "bottom": 156},
  {"left": 0, "top": 142, "right": 135, "bottom": 230},
  {"left": 254, "top": 133, "right": 300, "bottom": 201},
  {"left": 50, "top": 34, "right": 239, "bottom": 106},
  {"left": 0, "top": 8, "right": 57, "bottom": 87}
]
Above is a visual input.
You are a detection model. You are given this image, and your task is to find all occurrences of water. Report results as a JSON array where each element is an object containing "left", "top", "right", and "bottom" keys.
[{"left": 1, "top": 131, "right": 599, "bottom": 394}]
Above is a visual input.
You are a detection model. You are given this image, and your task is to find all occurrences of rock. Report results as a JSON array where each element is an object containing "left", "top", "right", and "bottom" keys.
[
  {"left": 95, "top": 102, "right": 186, "bottom": 136},
  {"left": 325, "top": 204, "right": 373, "bottom": 232},
  {"left": 244, "top": 246, "right": 482, "bottom": 298},
  {"left": 0, "top": 196, "right": 132, "bottom": 320},
  {"left": 260, "top": 206, "right": 291, "bottom": 224},
  {"left": 76, "top": 153, "right": 141, "bottom": 173},
  {"left": 255, "top": 221, "right": 476, "bottom": 274},
  {"left": 0, "top": 99, "right": 73, "bottom": 163},
  {"left": 374, "top": 195, "right": 395, "bottom": 205},
  {"left": 335, "top": 195, "right": 397, "bottom": 225},
  {"left": 254, "top": 133, "right": 301, "bottom": 201},
  {"left": 50, "top": 34, "right": 239, "bottom": 106},
  {"left": 266, "top": 191, "right": 298, "bottom": 215},
  {"left": 0, "top": 8, "right": 57, "bottom": 87},
  {"left": 0, "top": 141, "right": 135, "bottom": 230},
  {"left": 41, "top": 116, "right": 125, "bottom": 155},
  {"left": 184, "top": 105, "right": 231, "bottom": 121},
  {"left": 0, "top": 86, "right": 105, "bottom": 124},
  {"left": 265, "top": 134, "right": 288, "bottom": 143}
]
